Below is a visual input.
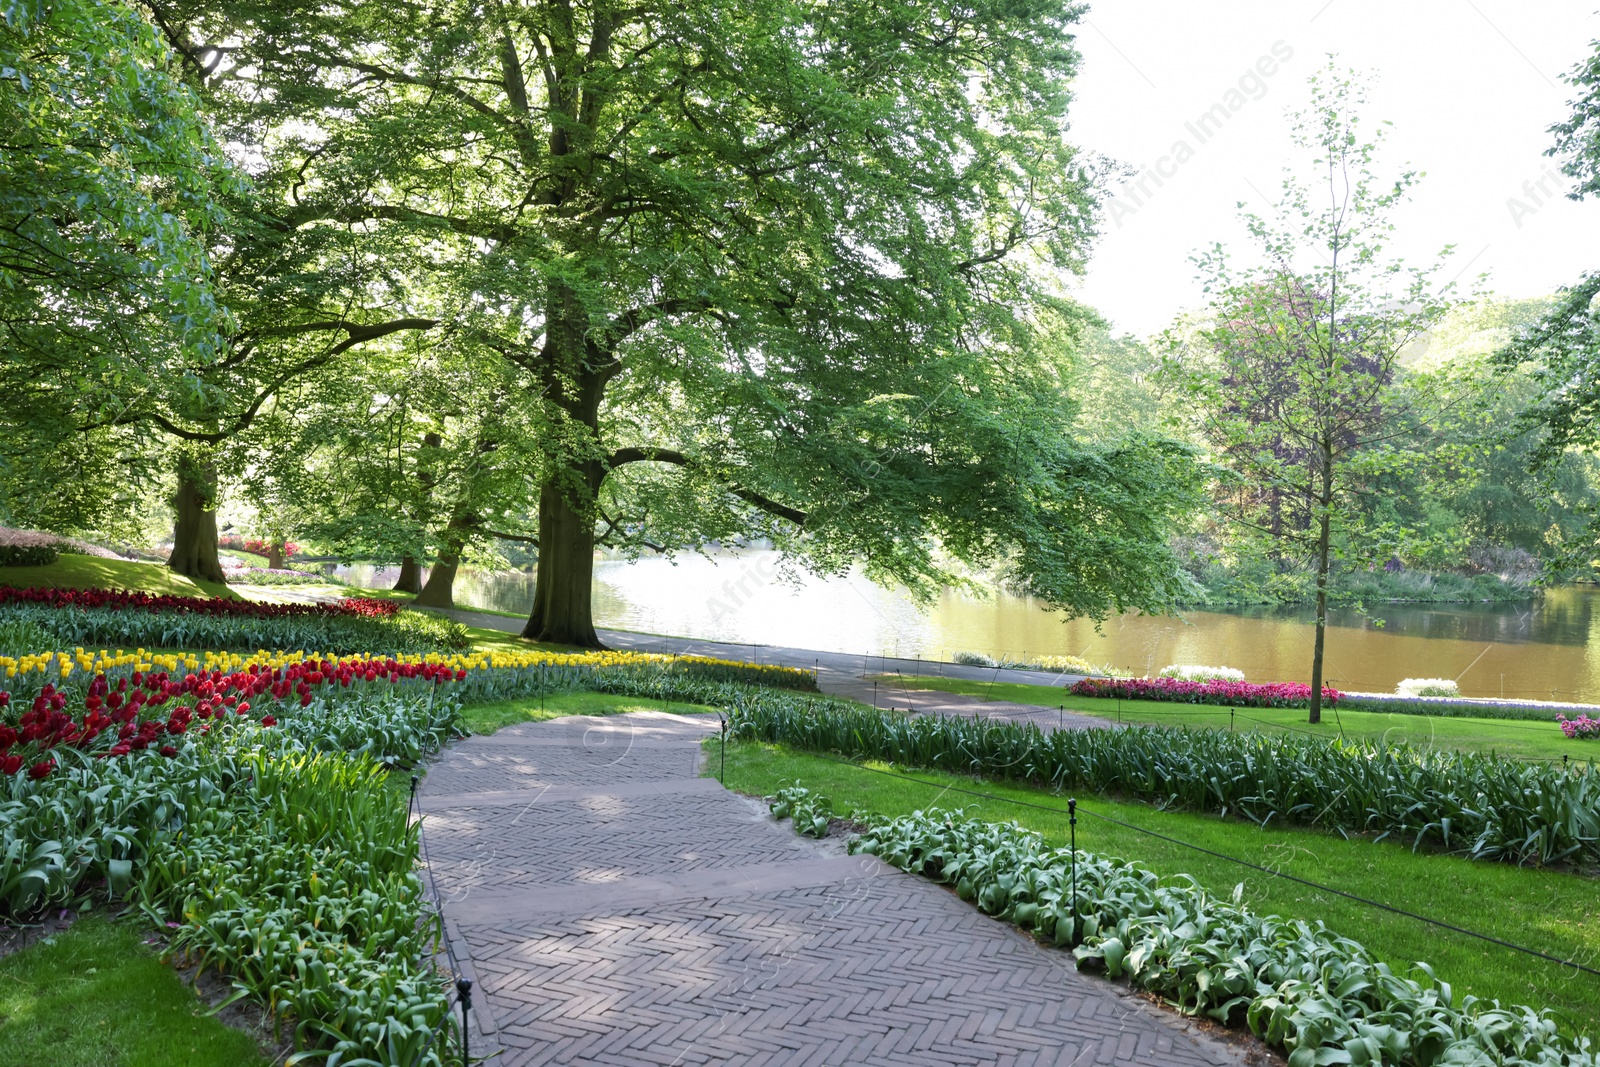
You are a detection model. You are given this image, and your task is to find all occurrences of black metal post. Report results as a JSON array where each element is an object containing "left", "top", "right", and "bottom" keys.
[
  {"left": 1068, "top": 798, "right": 1078, "bottom": 945},
  {"left": 456, "top": 977, "right": 472, "bottom": 1065},
  {"left": 719, "top": 714, "right": 727, "bottom": 784},
  {"left": 409, "top": 775, "right": 418, "bottom": 822},
  {"left": 1230, "top": 708, "right": 1235, "bottom": 732},
  {"left": 1058, "top": 705, "right": 1063, "bottom": 731},
  {"left": 873, "top": 680, "right": 878, "bottom": 707}
]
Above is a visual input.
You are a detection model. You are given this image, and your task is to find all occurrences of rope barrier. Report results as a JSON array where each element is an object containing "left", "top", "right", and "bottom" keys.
[
  {"left": 774, "top": 747, "right": 1600, "bottom": 980},
  {"left": 409, "top": 775, "right": 475, "bottom": 1065}
]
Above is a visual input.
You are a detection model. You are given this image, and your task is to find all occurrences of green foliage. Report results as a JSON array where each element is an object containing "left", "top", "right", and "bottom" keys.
[
  {"left": 0, "top": 687, "right": 460, "bottom": 1063},
  {"left": 133, "top": 749, "right": 447, "bottom": 1067},
  {"left": 0, "top": 603, "right": 468, "bottom": 654},
  {"left": 0, "top": 0, "right": 234, "bottom": 417},
  {"left": 0, "top": 544, "right": 56, "bottom": 567},
  {"left": 148, "top": 0, "right": 1208, "bottom": 638},
  {"left": 727, "top": 693, "right": 1600, "bottom": 866},
  {"left": 784, "top": 797, "right": 1600, "bottom": 1067},
  {"left": 767, "top": 784, "right": 832, "bottom": 837},
  {"left": 1187, "top": 561, "right": 1532, "bottom": 607}
]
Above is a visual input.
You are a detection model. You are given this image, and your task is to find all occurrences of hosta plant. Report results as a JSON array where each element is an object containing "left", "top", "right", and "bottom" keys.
[{"left": 771, "top": 791, "right": 1598, "bottom": 1067}]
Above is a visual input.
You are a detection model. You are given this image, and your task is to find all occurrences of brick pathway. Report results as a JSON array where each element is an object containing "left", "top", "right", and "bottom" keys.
[{"left": 420, "top": 712, "right": 1256, "bottom": 1066}]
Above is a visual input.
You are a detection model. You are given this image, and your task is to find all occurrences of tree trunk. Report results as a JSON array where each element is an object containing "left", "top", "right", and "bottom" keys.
[
  {"left": 393, "top": 554, "right": 422, "bottom": 594},
  {"left": 168, "top": 460, "right": 227, "bottom": 585},
  {"left": 414, "top": 551, "right": 459, "bottom": 609},
  {"left": 266, "top": 543, "right": 285, "bottom": 570},
  {"left": 1307, "top": 442, "right": 1334, "bottom": 726},
  {"left": 524, "top": 293, "right": 609, "bottom": 647},
  {"left": 522, "top": 470, "right": 602, "bottom": 647},
  {"left": 415, "top": 510, "right": 476, "bottom": 609}
]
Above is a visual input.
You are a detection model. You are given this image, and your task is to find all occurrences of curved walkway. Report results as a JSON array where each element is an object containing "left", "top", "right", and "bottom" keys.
[{"left": 420, "top": 711, "right": 1257, "bottom": 1066}]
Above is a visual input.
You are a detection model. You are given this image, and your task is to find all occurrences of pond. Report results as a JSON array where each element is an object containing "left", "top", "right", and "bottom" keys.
[{"left": 335, "top": 554, "right": 1599, "bottom": 700}]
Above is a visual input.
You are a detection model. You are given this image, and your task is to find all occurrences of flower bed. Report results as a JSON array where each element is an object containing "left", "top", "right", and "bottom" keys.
[
  {"left": 1, "top": 662, "right": 458, "bottom": 1064},
  {"left": 1071, "top": 676, "right": 1340, "bottom": 708},
  {"left": 0, "top": 587, "right": 468, "bottom": 653},
  {"left": 772, "top": 793, "right": 1598, "bottom": 1067},
  {"left": 0, "top": 585, "right": 392, "bottom": 617},
  {"left": 726, "top": 692, "right": 1600, "bottom": 866},
  {"left": 1560, "top": 714, "right": 1600, "bottom": 740},
  {"left": 0, "top": 527, "right": 122, "bottom": 560},
  {"left": 218, "top": 535, "right": 299, "bottom": 558},
  {"left": 1339, "top": 691, "right": 1600, "bottom": 723}
]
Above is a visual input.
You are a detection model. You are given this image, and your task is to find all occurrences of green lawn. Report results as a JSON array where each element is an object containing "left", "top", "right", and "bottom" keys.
[
  {"left": 872, "top": 674, "right": 1591, "bottom": 762},
  {"left": 713, "top": 740, "right": 1600, "bottom": 1036},
  {"left": 0, "top": 555, "right": 234, "bottom": 600},
  {"left": 461, "top": 689, "right": 715, "bottom": 734},
  {"left": 0, "top": 916, "right": 273, "bottom": 1067}
]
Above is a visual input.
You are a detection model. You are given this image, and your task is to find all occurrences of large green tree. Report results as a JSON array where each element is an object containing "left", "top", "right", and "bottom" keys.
[
  {"left": 0, "top": 0, "right": 234, "bottom": 532},
  {"left": 150, "top": 0, "right": 1205, "bottom": 645},
  {"left": 1495, "top": 37, "right": 1600, "bottom": 567}
]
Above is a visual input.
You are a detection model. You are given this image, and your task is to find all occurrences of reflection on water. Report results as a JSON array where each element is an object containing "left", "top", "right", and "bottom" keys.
[{"left": 336, "top": 556, "right": 1600, "bottom": 701}]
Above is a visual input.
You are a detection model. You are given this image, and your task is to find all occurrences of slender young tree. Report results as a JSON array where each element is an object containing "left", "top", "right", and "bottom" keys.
[{"left": 1169, "top": 65, "right": 1456, "bottom": 722}]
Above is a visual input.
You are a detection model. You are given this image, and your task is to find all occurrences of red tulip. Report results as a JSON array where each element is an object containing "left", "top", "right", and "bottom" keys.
[
  {"left": 27, "top": 759, "right": 53, "bottom": 780},
  {"left": 260, "top": 715, "right": 277, "bottom": 727},
  {"left": 159, "top": 745, "right": 178, "bottom": 758}
]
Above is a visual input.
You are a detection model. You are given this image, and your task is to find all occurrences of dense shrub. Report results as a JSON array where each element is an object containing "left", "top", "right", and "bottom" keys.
[
  {"left": 1158, "top": 664, "right": 1244, "bottom": 683},
  {"left": 0, "top": 544, "right": 56, "bottom": 566},
  {"left": 778, "top": 796, "right": 1599, "bottom": 1067},
  {"left": 954, "top": 650, "right": 1102, "bottom": 673},
  {"left": 1397, "top": 677, "right": 1459, "bottom": 698},
  {"left": 726, "top": 693, "right": 1600, "bottom": 866}
]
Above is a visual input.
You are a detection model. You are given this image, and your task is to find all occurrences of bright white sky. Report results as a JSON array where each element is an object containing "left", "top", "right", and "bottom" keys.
[{"left": 1068, "top": 0, "right": 1600, "bottom": 338}]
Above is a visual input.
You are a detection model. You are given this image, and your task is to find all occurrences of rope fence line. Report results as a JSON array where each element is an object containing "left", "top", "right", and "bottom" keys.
[
  {"left": 777, "top": 747, "right": 1600, "bottom": 981},
  {"left": 409, "top": 774, "right": 478, "bottom": 1067}
]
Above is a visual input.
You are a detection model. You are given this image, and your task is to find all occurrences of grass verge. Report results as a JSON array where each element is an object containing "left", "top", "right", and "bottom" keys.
[
  {"left": 712, "top": 739, "right": 1600, "bottom": 1034},
  {"left": 872, "top": 674, "right": 1591, "bottom": 762},
  {"left": 0, "top": 556, "right": 234, "bottom": 600},
  {"left": 0, "top": 916, "right": 273, "bottom": 1067}
]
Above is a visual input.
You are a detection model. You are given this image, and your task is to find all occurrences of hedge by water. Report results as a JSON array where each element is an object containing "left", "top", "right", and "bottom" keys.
[{"left": 725, "top": 691, "right": 1600, "bottom": 867}]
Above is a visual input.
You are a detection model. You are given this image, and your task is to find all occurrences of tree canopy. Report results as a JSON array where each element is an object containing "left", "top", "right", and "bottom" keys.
[{"left": 130, "top": 0, "right": 1205, "bottom": 643}]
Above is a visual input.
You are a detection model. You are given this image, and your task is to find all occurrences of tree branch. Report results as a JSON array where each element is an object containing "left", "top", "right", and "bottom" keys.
[{"left": 606, "top": 447, "right": 808, "bottom": 526}]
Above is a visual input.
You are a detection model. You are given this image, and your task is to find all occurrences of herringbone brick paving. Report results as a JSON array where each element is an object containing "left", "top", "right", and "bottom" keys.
[{"left": 421, "top": 712, "right": 1255, "bottom": 1066}]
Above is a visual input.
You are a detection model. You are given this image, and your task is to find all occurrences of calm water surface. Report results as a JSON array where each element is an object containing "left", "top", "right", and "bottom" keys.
[{"left": 338, "top": 554, "right": 1600, "bottom": 700}]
